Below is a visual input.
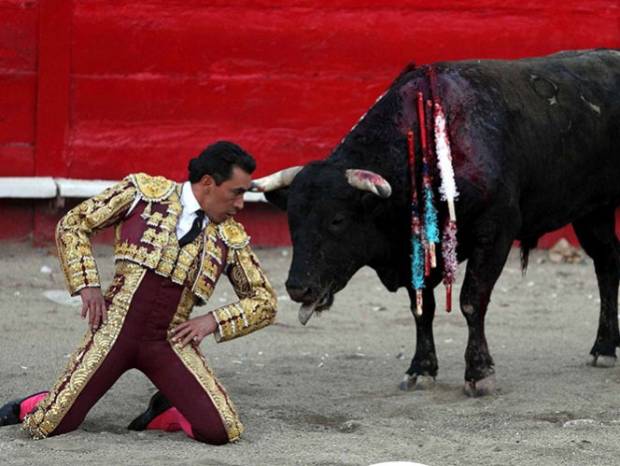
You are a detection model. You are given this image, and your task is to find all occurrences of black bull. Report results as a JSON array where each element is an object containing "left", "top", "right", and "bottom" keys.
[{"left": 254, "top": 49, "right": 620, "bottom": 396}]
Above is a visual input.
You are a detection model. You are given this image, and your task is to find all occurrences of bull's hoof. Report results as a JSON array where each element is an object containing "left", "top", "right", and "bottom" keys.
[
  {"left": 463, "top": 374, "right": 496, "bottom": 397},
  {"left": 590, "top": 355, "right": 616, "bottom": 368},
  {"left": 399, "top": 374, "right": 415, "bottom": 391},
  {"left": 399, "top": 374, "right": 436, "bottom": 391},
  {"left": 415, "top": 375, "right": 436, "bottom": 390}
]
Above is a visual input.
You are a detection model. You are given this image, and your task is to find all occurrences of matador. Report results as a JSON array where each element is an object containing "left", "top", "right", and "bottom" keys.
[{"left": 0, "top": 141, "right": 277, "bottom": 444}]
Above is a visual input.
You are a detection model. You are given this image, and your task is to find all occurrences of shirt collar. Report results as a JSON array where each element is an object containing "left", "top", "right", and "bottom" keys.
[{"left": 181, "top": 181, "right": 202, "bottom": 214}]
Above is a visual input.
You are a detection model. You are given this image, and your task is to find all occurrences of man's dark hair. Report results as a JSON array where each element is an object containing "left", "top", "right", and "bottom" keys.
[{"left": 188, "top": 141, "right": 256, "bottom": 184}]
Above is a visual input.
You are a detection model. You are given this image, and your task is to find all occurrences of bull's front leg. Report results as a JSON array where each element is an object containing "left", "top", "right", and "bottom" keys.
[
  {"left": 400, "top": 284, "right": 439, "bottom": 391},
  {"left": 460, "top": 218, "right": 517, "bottom": 397}
]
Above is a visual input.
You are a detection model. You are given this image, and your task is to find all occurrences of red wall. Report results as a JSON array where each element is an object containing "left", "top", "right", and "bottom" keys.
[
  {"left": 1, "top": 0, "right": 619, "bottom": 244},
  {"left": 0, "top": 0, "right": 38, "bottom": 176}
]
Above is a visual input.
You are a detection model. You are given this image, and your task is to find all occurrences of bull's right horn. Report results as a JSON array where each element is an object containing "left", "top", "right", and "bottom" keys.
[
  {"left": 251, "top": 166, "right": 303, "bottom": 192},
  {"left": 345, "top": 169, "right": 392, "bottom": 198}
]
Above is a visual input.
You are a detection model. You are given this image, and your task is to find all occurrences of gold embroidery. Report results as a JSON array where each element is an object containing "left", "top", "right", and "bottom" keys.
[
  {"left": 168, "top": 288, "right": 196, "bottom": 328},
  {"left": 141, "top": 228, "right": 158, "bottom": 245},
  {"left": 111, "top": 186, "right": 182, "bottom": 275},
  {"left": 203, "top": 260, "right": 219, "bottom": 281},
  {"left": 146, "top": 211, "right": 164, "bottom": 227},
  {"left": 191, "top": 224, "right": 225, "bottom": 303},
  {"left": 56, "top": 180, "right": 138, "bottom": 296},
  {"left": 212, "top": 246, "right": 277, "bottom": 342},
  {"left": 164, "top": 288, "right": 242, "bottom": 442},
  {"left": 129, "top": 173, "right": 176, "bottom": 201},
  {"left": 155, "top": 258, "right": 175, "bottom": 276},
  {"left": 218, "top": 219, "right": 249, "bottom": 249},
  {"left": 154, "top": 230, "right": 170, "bottom": 248},
  {"left": 22, "top": 263, "right": 146, "bottom": 439},
  {"left": 208, "top": 247, "right": 222, "bottom": 265},
  {"left": 169, "top": 341, "right": 243, "bottom": 442}
]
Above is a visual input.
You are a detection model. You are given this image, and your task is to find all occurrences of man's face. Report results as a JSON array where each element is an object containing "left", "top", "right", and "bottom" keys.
[{"left": 197, "top": 165, "right": 252, "bottom": 224}]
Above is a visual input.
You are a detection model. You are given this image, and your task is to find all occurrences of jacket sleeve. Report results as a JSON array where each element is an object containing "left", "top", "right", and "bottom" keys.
[
  {"left": 56, "top": 179, "right": 138, "bottom": 296},
  {"left": 211, "top": 245, "right": 277, "bottom": 342}
]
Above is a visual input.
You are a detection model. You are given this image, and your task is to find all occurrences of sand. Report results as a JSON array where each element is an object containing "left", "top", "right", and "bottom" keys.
[{"left": 1, "top": 242, "right": 619, "bottom": 465}]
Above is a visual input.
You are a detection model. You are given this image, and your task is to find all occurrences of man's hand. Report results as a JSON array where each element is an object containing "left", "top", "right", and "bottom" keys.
[
  {"left": 79, "top": 287, "right": 107, "bottom": 331},
  {"left": 171, "top": 313, "right": 218, "bottom": 347}
]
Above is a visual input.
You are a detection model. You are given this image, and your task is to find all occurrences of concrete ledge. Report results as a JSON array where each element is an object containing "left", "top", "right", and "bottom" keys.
[
  {"left": 0, "top": 177, "right": 266, "bottom": 202},
  {"left": 55, "top": 178, "right": 116, "bottom": 198},
  {"left": 0, "top": 177, "right": 57, "bottom": 198}
]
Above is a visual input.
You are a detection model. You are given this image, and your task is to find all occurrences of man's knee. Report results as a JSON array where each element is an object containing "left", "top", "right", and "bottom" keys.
[
  {"left": 190, "top": 413, "right": 230, "bottom": 445},
  {"left": 192, "top": 427, "right": 229, "bottom": 445}
]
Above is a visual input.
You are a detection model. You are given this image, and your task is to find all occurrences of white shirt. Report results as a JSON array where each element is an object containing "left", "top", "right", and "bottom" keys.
[
  {"left": 176, "top": 181, "right": 208, "bottom": 238},
  {"left": 125, "top": 181, "right": 208, "bottom": 238}
]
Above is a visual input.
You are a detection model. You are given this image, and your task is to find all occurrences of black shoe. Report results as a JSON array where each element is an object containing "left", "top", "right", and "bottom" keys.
[
  {"left": 127, "top": 391, "right": 172, "bottom": 431},
  {"left": 0, "top": 399, "right": 22, "bottom": 427},
  {"left": 0, "top": 391, "right": 48, "bottom": 427}
]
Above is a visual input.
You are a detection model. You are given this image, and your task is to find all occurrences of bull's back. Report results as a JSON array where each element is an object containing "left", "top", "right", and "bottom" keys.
[{"left": 441, "top": 50, "right": 620, "bottom": 235}]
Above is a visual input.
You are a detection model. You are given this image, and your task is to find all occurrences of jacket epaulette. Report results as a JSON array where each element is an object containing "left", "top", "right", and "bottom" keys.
[
  {"left": 127, "top": 173, "right": 177, "bottom": 202},
  {"left": 217, "top": 219, "right": 250, "bottom": 249}
]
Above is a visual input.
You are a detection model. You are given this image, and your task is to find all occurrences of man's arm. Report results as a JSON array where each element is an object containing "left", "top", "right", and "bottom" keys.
[
  {"left": 56, "top": 179, "right": 137, "bottom": 329},
  {"left": 210, "top": 244, "right": 278, "bottom": 342},
  {"left": 172, "top": 244, "right": 277, "bottom": 346}
]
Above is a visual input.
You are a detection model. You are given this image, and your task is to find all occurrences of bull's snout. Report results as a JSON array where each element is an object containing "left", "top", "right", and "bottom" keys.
[{"left": 286, "top": 279, "right": 313, "bottom": 303}]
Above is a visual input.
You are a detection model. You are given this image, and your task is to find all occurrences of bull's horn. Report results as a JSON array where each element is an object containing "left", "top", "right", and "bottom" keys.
[
  {"left": 251, "top": 166, "right": 303, "bottom": 192},
  {"left": 345, "top": 169, "right": 392, "bottom": 198}
]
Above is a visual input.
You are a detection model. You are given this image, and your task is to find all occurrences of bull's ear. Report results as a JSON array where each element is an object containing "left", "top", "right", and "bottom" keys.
[
  {"left": 361, "top": 192, "right": 388, "bottom": 218},
  {"left": 265, "top": 188, "right": 289, "bottom": 211}
]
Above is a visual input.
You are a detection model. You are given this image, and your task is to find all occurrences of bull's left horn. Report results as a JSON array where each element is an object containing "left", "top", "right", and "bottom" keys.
[
  {"left": 251, "top": 166, "right": 303, "bottom": 192},
  {"left": 345, "top": 169, "right": 392, "bottom": 198}
]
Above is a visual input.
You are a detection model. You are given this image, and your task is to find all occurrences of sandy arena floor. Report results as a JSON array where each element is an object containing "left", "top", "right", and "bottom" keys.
[{"left": 1, "top": 242, "right": 619, "bottom": 465}]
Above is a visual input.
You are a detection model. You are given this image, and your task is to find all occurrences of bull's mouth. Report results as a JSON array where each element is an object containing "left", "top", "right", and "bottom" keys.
[{"left": 298, "top": 289, "right": 334, "bottom": 326}]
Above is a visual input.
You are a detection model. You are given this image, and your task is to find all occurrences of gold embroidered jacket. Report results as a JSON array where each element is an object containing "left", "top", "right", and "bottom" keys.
[{"left": 55, "top": 173, "right": 277, "bottom": 342}]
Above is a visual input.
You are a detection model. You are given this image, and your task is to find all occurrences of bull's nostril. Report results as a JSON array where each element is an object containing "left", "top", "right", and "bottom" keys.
[{"left": 286, "top": 283, "right": 311, "bottom": 302}]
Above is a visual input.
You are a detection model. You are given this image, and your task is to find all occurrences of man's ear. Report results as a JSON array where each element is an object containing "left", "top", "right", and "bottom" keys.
[
  {"left": 265, "top": 188, "right": 290, "bottom": 211},
  {"left": 197, "top": 174, "right": 217, "bottom": 195},
  {"left": 199, "top": 174, "right": 216, "bottom": 187}
]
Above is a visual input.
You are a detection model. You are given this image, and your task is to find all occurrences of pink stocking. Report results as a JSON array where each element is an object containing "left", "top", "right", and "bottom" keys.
[
  {"left": 147, "top": 407, "right": 194, "bottom": 439},
  {"left": 19, "top": 392, "right": 48, "bottom": 421}
]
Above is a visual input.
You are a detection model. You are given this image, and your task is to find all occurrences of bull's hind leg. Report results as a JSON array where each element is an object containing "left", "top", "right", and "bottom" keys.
[
  {"left": 461, "top": 216, "right": 518, "bottom": 397},
  {"left": 400, "top": 285, "right": 440, "bottom": 391},
  {"left": 573, "top": 206, "right": 620, "bottom": 367}
]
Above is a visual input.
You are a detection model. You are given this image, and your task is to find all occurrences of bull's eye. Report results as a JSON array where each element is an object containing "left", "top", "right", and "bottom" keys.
[{"left": 328, "top": 213, "right": 347, "bottom": 233}]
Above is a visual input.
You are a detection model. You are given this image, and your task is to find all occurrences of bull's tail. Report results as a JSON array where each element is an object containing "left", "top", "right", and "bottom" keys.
[{"left": 520, "top": 237, "right": 539, "bottom": 275}]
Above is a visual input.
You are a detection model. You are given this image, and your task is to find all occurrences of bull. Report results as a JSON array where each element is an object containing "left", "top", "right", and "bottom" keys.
[{"left": 253, "top": 49, "right": 620, "bottom": 396}]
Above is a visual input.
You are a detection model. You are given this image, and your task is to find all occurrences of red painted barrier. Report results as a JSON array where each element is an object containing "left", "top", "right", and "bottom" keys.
[
  {"left": 0, "top": 0, "right": 618, "bottom": 245},
  {"left": 0, "top": 0, "right": 38, "bottom": 176},
  {"left": 35, "top": 0, "right": 72, "bottom": 177}
]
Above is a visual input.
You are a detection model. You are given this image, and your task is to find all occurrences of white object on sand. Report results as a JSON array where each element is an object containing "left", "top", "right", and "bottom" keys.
[{"left": 43, "top": 290, "right": 82, "bottom": 307}]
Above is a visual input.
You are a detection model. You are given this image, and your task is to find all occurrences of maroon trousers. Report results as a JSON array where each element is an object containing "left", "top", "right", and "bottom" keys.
[{"left": 47, "top": 271, "right": 228, "bottom": 444}]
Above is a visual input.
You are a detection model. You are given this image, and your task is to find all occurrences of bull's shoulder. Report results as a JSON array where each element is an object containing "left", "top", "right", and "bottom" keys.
[{"left": 126, "top": 173, "right": 177, "bottom": 202}]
